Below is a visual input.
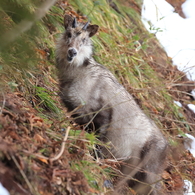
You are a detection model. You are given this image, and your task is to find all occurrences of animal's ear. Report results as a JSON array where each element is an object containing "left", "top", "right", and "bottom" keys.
[
  {"left": 87, "top": 25, "right": 99, "bottom": 37},
  {"left": 64, "top": 15, "right": 74, "bottom": 29}
]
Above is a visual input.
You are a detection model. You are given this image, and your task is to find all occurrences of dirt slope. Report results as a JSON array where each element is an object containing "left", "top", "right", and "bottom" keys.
[{"left": 0, "top": 0, "right": 195, "bottom": 194}]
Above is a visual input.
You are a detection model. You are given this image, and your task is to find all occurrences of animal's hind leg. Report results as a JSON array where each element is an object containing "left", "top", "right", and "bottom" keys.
[
  {"left": 122, "top": 138, "right": 167, "bottom": 195},
  {"left": 133, "top": 139, "right": 167, "bottom": 195}
]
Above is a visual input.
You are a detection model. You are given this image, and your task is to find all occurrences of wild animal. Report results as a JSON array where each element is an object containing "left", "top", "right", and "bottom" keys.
[{"left": 56, "top": 14, "right": 167, "bottom": 195}]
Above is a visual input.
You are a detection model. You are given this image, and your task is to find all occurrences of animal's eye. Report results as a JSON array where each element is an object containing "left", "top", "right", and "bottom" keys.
[{"left": 67, "top": 32, "right": 72, "bottom": 38}]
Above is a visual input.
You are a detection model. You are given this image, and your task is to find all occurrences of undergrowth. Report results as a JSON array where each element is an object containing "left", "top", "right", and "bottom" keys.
[{"left": 0, "top": 0, "right": 194, "bottom": 194}]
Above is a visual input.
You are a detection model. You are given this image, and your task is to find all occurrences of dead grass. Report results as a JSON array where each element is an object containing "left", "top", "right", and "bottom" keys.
[{"left": 0, "top": 0, "right": 195, "bottom": 194}]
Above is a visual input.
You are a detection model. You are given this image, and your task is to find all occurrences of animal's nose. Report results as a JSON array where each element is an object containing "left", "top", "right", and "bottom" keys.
[{"left": 68, "top": 48, "right": 77, "bottom": 58}]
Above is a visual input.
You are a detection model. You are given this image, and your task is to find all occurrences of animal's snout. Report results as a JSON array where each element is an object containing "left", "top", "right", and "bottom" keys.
[
  {"left": 67, "top": 48, "right": 77, "bottom": 62},
  {"left": 68, "top": 48, "right": 77, "bottom": 57}
]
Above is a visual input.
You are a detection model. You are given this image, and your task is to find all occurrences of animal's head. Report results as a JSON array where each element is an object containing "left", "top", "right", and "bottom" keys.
[{"left": 61, "top": 14, "right": 99, "bottom": 66}]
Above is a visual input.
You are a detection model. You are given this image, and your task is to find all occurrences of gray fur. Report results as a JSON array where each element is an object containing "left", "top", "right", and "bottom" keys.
[{"left": 56, "top": 15, "right": 167, "bottom": 195}]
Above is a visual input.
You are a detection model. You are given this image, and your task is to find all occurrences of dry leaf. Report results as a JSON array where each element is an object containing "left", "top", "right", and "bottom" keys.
[{"left": 34, "top": 134, "right": 47, "bottom": 143}]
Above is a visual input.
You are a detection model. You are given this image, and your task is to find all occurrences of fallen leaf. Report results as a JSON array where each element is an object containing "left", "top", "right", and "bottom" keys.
[{"left": 34, "top": 134, "right": 47, "bottom": 143}]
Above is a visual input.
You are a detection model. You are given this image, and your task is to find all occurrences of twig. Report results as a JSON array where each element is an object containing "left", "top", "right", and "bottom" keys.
[
  {"left": 23, "top": 126, "right": 70, "bottom": 163},
  {"left": 0, "top": 92, "right": 6, "bottom": 115},
  {"left": 151, "top": 114, "right": 195, "bottom": 126},
  {"left": 11, "top": 154, "right": 39, "bottom": 195},
  {"left": 50, "top": 126, "right": 70, "bottom": 162}
]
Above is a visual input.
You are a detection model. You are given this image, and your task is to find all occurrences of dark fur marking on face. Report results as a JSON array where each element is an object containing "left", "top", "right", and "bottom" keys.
[{"left": 83, "top": 59, "right": 90, "bottom": 66}]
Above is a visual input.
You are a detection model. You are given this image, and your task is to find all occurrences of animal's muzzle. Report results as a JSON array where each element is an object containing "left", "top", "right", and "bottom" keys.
[{"left": 67, "top": 48, "right": 77, "bottom": 62}]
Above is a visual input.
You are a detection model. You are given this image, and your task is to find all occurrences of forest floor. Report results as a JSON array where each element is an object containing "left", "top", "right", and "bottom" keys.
[{"left": 0, "top": 0, "right": 195, "bottom": 195}]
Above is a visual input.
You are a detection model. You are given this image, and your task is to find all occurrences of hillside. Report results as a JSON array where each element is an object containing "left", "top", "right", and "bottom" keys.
[{"left": 0, "top": 0, "right": 195, "bottom": 194}]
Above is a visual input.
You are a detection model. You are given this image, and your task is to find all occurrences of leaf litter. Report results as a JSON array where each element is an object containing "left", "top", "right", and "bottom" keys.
[
  {"left": 0, "top": 93, "right": 91, "bottom": 195},
  {"left": 1, "top": 0, "right": 195, "bottom": 194}
]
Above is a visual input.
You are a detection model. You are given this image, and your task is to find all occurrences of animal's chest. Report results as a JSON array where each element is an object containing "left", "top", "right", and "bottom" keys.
[{"left": 61, "top": 76, "right": 92, "bottom": 107}]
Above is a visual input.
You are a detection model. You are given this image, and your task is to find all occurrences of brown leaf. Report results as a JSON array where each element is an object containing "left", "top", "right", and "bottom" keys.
[
  {"left": 7, "top": 131, "right": 20, "bottom": 140},
  {"left": 34, "top": 133, "right": 47, "bottom": 143},
  {"left": 162, "top": 171, "right": 171, "bottom": 180},
  {"left": 48, "top": 75, "right": 58, "bottom": 84},
  {"left": 28, "top": 114, "right": 44, "bottom": 130},
  {"left": 38, "top": 158, "right": 48, "bottom": 164}
]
